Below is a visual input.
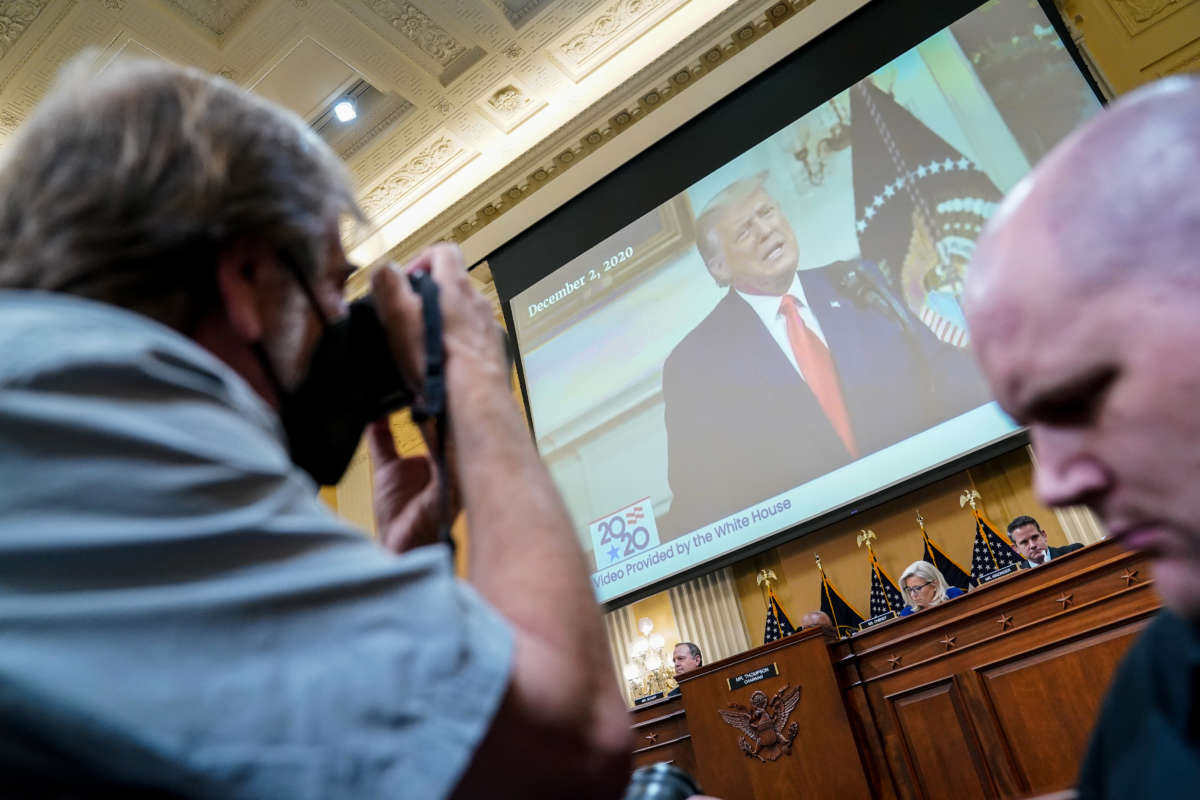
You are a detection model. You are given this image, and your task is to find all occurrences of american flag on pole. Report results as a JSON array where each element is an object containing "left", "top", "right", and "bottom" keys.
[
  {"left": 969, "top": 510, "right": 1022, "bottom": 583},
  {"left": 763, "top": 589, "right": 797, "bottom": 643},
  {"left": 868, "top": 554, "right": 905, "bottom": 618}
]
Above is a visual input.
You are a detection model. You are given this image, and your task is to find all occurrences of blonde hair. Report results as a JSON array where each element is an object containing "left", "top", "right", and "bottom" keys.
[
  {"left": 0, "top": 53, "right": 363, "bottom": 330},
  {"left": 899, "top": 560, "right": 952, "bottom": 609}
]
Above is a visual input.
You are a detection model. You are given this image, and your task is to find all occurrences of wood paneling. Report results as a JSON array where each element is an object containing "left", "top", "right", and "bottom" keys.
[
  {"left": 975, "top": 621, "right": 1141, "bottom": 790},
  {"left": 630, "top": 539, "right": 1160, "bottom": 799},
  {"left": 629, "top": 696, "right": 697, "bottom": 782},
  {"left": 839, "top": 539, "right": 1158, "bottom": 798},
  {"left": 673, "top": 629, "right": 871, "bottom": 800},
  {"left": 887, "top": 677, "right": 997, "bottom": 799}
]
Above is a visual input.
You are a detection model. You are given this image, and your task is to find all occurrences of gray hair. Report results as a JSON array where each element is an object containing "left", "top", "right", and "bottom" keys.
[
  {"left": 899, "top": 560, "right": 952, "bottom": 609},
  {"left": 0, "top": 53, "right": 363, "bottom": 331},
  {"left": 675, "top": 642, "right": 702, "bottom": 665}
]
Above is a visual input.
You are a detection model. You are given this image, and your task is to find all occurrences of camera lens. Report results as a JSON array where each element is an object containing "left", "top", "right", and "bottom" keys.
[{"left": 622, "top": 762, "right": 701, "bottom": 800}]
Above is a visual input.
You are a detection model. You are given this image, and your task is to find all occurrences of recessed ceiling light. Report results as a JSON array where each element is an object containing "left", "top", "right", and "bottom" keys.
[{"left": 333, "top": 98, "right": 357, "bottom": 123}]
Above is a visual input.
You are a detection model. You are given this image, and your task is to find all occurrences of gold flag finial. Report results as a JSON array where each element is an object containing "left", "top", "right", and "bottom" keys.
[
  {"left": 959, "top": 489, "right": 982, "bottom": 510},
  {"left": 856, "top": 529, "right": 877, "bottom": 551},
  {"left": 757, "top": 568, "right": 777, "bottom": 590},
  {"left": 814, "top": 553, "right": 823, "bottom": 572},
  {"left": 916, "top": 510, "right": 926, "bottom": 531}
]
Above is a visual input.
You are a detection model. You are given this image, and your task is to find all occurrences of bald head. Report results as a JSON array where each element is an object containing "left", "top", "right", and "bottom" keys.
[
  {"left": 964, "top": 77, "right": 1200, "bottom": 619},
  {"left": 800, "top": 611, "right": 833, "bottom": 632}
]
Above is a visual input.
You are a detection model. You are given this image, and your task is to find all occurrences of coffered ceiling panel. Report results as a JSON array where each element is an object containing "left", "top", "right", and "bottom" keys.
[
  {"left": 491, "top": 0, "right": 556, "bottom": 29},
  {"left": 252, "top": 37, "right": 357, "bottom": 119},
  {"left": 339, "top": 0, "right": 486, "bottom": 86},
  {"left": 162, "top": 0, "right": 262, "bottom": 38},
  {"left": 549, "top": 0, "right": 688, "bottom": 82},
  {"left": 0, "top": 0, "right": 863, "bottom": 293}
]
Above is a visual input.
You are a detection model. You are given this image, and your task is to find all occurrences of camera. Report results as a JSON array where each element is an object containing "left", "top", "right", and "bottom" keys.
[{"left": 622, "top": 763, "right": 702, "bottom": 800}]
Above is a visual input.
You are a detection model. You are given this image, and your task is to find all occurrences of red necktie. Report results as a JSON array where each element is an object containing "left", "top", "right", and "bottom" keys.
[{"left": 779, "top": 295, "right": 858, "bottom": 459}]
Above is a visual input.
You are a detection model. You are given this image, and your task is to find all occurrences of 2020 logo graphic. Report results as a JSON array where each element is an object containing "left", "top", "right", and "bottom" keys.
[{"left": 589, "top": 498, "right": 660, "bottom": 565}]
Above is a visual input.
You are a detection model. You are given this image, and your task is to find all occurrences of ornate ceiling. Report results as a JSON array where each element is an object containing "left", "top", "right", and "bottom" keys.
[{"left": 0, "top": 0, "right": 863, "bottom": 297}]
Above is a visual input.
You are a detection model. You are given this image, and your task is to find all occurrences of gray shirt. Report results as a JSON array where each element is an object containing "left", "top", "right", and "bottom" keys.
[{"left": 0, "top": 291, "right": 513, "bottom": 798}]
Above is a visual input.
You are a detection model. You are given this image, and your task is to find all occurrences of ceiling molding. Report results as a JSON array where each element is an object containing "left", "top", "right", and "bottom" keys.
[
  {"left": 349, "top": 0, "right": 815, "bottom": 289},
  {"left": 0, "top": 0, "right": 862, "bottom": 308}
]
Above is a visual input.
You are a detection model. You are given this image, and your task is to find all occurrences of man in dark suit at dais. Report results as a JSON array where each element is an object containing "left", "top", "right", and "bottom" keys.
[
  {"left": 1008, "top": 515, "right": 1084, "bottom": 568},
  {"left": 660, "top": 174, "right": 990, "bottom": 539}
]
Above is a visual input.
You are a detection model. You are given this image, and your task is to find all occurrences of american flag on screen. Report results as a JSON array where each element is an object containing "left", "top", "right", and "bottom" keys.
[
  {"left": 868, "top": 555, "right": 905, "bottom": 618},
  {"left": 763, "top": 590, "right": 797, "bottom": 643},
  {"left": 969, "top": 511, "right": 1022, "bottom": 582},
  {"left": 850, "top": 78, "right": 1004, "bottom": 348}
]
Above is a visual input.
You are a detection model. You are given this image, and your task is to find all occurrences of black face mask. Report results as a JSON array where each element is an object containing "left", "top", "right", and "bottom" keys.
[{"left": 254, "top": 269, "right": 444, "bottom": 488}]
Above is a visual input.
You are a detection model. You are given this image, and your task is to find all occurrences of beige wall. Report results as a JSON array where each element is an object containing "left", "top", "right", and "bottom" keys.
[{"left": 1054, "top": 0, "right": 1200, "bottom": 97}]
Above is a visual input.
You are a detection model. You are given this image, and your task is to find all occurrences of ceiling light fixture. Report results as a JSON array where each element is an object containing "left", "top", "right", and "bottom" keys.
[{"left": 333, "top": 98, "right": 357, "bottom": 123}]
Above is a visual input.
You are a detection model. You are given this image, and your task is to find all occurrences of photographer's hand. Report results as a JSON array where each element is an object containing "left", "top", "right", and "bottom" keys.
[
  {"left": 371, "top": 243, "right": 631, "bottom": 799},
  {"left": 366, "top": 419, "right": 460, "bottom": 554}
]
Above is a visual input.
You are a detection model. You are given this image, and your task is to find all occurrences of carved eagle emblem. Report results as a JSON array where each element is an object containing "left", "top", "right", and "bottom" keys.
[{"left": 717, "top": 684, "right": 801, "bottom": 762}]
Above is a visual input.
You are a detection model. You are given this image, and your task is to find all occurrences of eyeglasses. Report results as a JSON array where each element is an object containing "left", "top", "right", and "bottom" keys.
[{"left": 904, "top": 580, "right": 933, "bottom": 597}]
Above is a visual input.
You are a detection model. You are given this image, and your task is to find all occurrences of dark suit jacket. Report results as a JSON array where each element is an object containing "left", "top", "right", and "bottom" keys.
[
  {"left": 1022, "top": 542, "right": 1085, "bottom": 568},
  {"left": 660, "top": 261, "right": 990, "bottom": 539}
]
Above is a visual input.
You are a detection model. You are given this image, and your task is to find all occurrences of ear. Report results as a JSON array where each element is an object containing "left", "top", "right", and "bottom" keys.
[
  {"left": 707, "top": 253, "right": 731, "bottom": 286},
  {"left": 214, "top": 242, "right": 268, "bottom": 343}
]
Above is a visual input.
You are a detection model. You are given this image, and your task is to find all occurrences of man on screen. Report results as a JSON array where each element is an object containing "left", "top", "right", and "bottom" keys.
[
  {"left": 660, "top": 175, "right": 989, "bottom": 538},
  {"left": 1007, "top": 515, "right": 1082, "bottom": 568}
]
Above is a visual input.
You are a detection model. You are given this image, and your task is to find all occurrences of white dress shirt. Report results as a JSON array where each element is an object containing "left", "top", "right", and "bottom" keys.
[
  {"left": 1027, "top": 550, "right": 1053, "bottom": 568},
  {"left": 736, "top": 272, "right": 829, "bottom": 382}
]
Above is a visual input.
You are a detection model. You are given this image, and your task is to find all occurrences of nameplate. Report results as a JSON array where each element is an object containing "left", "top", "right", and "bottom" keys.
[
  {"left": 859, "top": 611, "right": 898, "bottom": 630},
  {"left": 633, "top": 692, "right": 665, "bottom": 706},
  {"left": 727, "top": 662, "right": 778, "bottom": 691},
  {"left": 978, "top": 563, "right": 1021, "bottom": 585}
]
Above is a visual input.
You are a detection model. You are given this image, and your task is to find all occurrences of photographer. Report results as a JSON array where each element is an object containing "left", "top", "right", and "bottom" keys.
[{"left": 0, "top": 56, "right": 630, "bottom": 797}]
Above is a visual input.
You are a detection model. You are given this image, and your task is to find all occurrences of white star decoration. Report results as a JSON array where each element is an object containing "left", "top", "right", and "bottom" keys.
[{"left": 854, "top": 160, "right": 985, "bottom": 231}]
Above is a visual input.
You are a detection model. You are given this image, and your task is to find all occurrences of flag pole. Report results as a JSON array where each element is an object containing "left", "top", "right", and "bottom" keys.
[
  {"left": 815, "top": 553, "right": 844, "bottom": 636},
  {"left": 858, "top": 529, "right": 895, "bottom": 613},
  {"left": 917, "top": 508, "right": 972, "bottom": 579},
  {"left": 961, "top": 489, "right": 1000, "bottom": 570},
  {"left": 757, "top": 568, "right": 779, "bottom": 623}
]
